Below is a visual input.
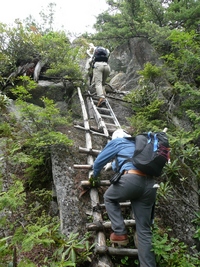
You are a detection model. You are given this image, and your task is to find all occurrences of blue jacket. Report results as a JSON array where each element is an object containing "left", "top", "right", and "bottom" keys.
[{"left": 93, "top": 137, "right": 138, "bottom": 177}]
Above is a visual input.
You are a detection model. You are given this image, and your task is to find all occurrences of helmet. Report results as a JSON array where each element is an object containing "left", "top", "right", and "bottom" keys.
[{"left": 112, "top": 129, "right": 131, "bottom": 140}]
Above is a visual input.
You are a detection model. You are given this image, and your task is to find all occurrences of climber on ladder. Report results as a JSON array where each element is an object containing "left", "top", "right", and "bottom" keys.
[
  {"left": 85, "top": 44, "right": 111, "bottom": 107},
  {"left": 91, "top": 128, "right": 157, "bottom": 267}
]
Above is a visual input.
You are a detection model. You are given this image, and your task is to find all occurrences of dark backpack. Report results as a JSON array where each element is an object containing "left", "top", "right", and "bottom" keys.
[
  {"left": 93, "top": 46, "right": 109, "bottom": 62},
  {"left": 125, "top": 131, "right": 170, "bottom": 177}
]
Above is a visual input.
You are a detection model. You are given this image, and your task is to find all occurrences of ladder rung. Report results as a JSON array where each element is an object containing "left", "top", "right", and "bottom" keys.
[
  {"left": 80, "top": 180, "right": 110, "bottom": 186},
  {"left": 100, "top": 201, "right": 131, "bottom": 207},
  {"left": 74, "top": 164, "right": 92, "bottom": 169},
  {"left": 100, "top": 114, "right": 113, "bottom": 119},
  {"left": 95, "top": 245, "right": 138, "bottom": 256},
  {"left": 79, "top": 147, "right": 101, "bottom": 155},
  {"left": 105, "top": 122, "right": 118, "bottom": 127},
  {"left": 97, "top": 107, "right": 110, "bottom": 111},
  {"left": 86, "top": 219, "right": 136, "bottom": 231}
]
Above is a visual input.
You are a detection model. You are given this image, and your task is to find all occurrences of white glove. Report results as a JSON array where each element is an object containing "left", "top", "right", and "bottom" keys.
[
  {"left": 103, "top": 162, "right": 112, "bottom": 171},
  {"left": 89, "top": 170, "right": 94, "bottom": 177}
]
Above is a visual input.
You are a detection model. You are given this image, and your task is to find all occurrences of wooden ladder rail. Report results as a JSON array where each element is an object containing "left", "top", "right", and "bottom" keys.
[
  {"left": 104, "top": 98, "right": 121, "bottom": 128},
  {"left": 87, "top": 93, "right": 110, "bottom": 137},
  {"left": 76, "top": 87, "right": 113, "bottom": 266},
  {"left": 87, "top": 92, "right": 121, "bottom": 133}
]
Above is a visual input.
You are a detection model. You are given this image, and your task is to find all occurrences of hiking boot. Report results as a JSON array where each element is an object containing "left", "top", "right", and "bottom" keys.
[
  {"left": 110, "top": 233, "right": 129, "bottom": 246},
  {"left": 97, "top": 97, "right": 106, "bottom": 107}
]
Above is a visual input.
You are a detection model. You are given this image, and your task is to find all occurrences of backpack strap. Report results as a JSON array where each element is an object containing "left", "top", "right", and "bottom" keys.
[
  {"left": 148, "top": 132, "right": 158, "bottom": 152},
  {"left": 153, "top": 134, "right": 158, "bottom": 152},
  {"left": 114, "top": 156, "right": 128, "bottom": 173},
  {"left": 114, "top": 156, "right": 120, "bottom": 172},
  {"left": 147, "top": 132, "right": 151, "bottom": 142},
  {"left": 148, "top": 132, "right": 158, "bottom": 151}
]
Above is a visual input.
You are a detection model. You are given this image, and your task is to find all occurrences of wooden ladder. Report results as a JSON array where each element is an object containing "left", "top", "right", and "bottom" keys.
[{"left": 74, "top": 88, "right": 138, "bottom": 266}]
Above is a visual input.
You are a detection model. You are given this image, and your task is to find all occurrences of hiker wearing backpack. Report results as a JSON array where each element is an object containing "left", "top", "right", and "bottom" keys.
[
  {"left": 92, "top": 129, "right": 157, "bottom": 267},
  {"left": 90, "top": 46, "right": 111, "bottom": 107}
]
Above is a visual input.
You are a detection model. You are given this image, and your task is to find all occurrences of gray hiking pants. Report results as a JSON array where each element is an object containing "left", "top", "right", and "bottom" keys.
[
  {"left": 104, "top": 173, "right": 157, "bottom": 267},
  {"left": 93, "top": 62, "right": 110, "bottom": 98}
]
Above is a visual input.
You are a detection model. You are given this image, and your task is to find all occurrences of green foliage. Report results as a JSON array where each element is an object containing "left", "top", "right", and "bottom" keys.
[
  {"left": 166, "top": 81, "right": 200, "bottom": 142},
  {"left": 186, "top": 110, "right": 200, "bottom": 139},
  {"left": 120, "top": 255, "right": 129, "bottom": 265},
  {"left": 143, "top": 22, "right": 172, "bottom": 54},
  {"left": 125, "top": 63, "right": 164, "bottom": 102},
  {"left": 40, "top": 31, "right": 82, "bottom": 80},
  {"left": 17, "top": 262, "right": 36, "bottom": 267},
  {"left": 192, "top": 212, "right": 200, "bottom": 242},
  {"left": 52, "top": 232, "right": 94, "bottom": 266},
  {"left": 124, "top": 63, "right": 165, "bottom": 124},
  {"left": 162, "top": 30, "right": 200, "bottom": 84},
  {"left": 165, "top": 0, "right": 200, "bottom": 31},
  {"left": 15, "top": 224, "right": 55, "bottom": 252},
  {"left": 0, "top": 18, "right": 83, "bottom": 88},
  {"left": 16, "top": 96, "right": 72, "bottom": 132},
  {"left": 138, "top": 62, "right": 163, "bottom": 83},
  {"left": 0, "top": 180, "right": 25, "bottom": 211},
  {"left": 26, "top": 130, "right": 72, "bottom": 148},
  {"left": 10, "top": 76, "right": 37, "bottom": 100},
  {"left": 89, "top": 175, "right": 101, "bottom": 187},
  {"left": 125, "top": 86, "right": 166, "bottom": 131},
  {"left": 0, "top": 93, "right": 9, "bottom": 112},
  {"left": 0, "top": 179, "right": 94, "bottom": 266},
  {"left": 0, "top": 83, "right": 73, "bottom": 188},
  {"left": 157, "top": 181, "right": 173, "bottom": 201},
  {"left": 92, "top": 0, "right": 146, "bottom": 49},
  {"left": 13, "top": 97, "right": 72, "bottom": 186},
  {"left": 168, "top": 130, "right": 200, "bottom": 177},
  {"left": 141, "top": 0, "right": 166, "bottom": 27},
  {"left": 152, "top": 225, "right": 200, "bottom": 266},
  {"left": 0, "top": 22, "right": 43, "bottom": 77},
  {"left": 163, "top": 158, "right": 181, "bottom": 178}
]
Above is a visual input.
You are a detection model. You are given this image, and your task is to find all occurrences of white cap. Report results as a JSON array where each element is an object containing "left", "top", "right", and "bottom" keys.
[{"left": 112, "top": 129, "right": 131, "bottom": 140}]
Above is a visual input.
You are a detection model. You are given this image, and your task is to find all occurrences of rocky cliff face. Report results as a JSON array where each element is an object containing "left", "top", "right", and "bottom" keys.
[
  {"left": 109, "top": 38, "right": 161, "bottom": 91},
  {"left": 33, "top": 37, "right": 198, "bottom": 250}
]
